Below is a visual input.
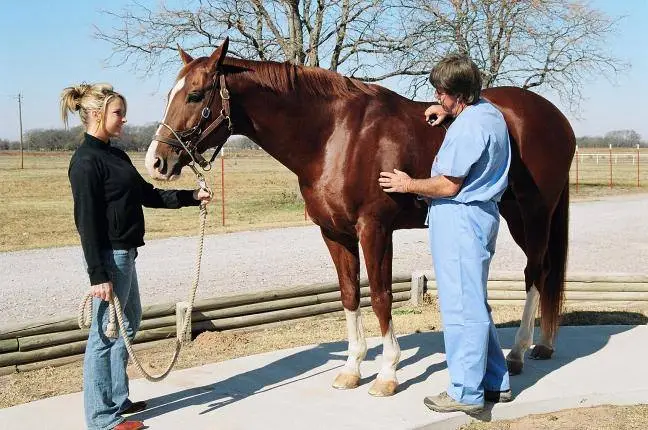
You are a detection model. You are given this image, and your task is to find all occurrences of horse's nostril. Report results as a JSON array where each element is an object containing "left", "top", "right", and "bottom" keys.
[{"left": 153, "top": 157, "right": 164, "bottom": 172}]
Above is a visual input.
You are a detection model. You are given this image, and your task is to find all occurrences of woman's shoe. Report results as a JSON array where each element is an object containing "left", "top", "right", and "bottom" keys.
[
  {"left": 121, "top": 401, "right": 147, "bottom": 415},
  {"left": 114, "top": 420, "right": 144, "bottom": 430}
]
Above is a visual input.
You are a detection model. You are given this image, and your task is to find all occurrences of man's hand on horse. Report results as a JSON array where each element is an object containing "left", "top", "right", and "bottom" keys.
[
  {"left": 425, "top": 104, "right": 449, "bottom": 126},
  {"left": 379, "top": 169, "right": 413, "bottom": 193}
]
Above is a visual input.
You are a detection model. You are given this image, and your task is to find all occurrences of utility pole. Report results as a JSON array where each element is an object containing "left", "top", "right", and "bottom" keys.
[{"left": 18, "top": 93, "right": 24, "bottom": 169}]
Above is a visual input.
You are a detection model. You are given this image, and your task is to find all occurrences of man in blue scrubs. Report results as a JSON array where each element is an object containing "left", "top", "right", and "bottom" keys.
[{"left": 379, "top": 55, "right": 512, "bottom": 413}]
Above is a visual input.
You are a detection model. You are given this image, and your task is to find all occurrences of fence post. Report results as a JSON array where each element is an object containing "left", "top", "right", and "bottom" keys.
[
  {"left": 609, "top": 144, "right": 613, "bottom": 189},
  {"left": 410, "top": 271, "right": 428, "bottom": 306},
  {"left": 638, "top": 144, "right": 641, "bottom": 188},
  {"left": 176, "top": 302, "right": 192, "bottom": 343},
  {"left": 575, "top": 145, "right": 579, "bottom": 193},
  {"left": 221, "top": 154, "right": 226, "bottom": 226}
]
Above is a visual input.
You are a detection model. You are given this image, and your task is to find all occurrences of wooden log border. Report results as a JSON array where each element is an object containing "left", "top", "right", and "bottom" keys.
[
  {"left": 2, "top": 271, "right": 647, "bottom": 374},
  {"left": 0, "top": 276, "right": 411, "bottom": 373},
  {"left": 409, "top": 271, "right": 648, "bottom": 305}
]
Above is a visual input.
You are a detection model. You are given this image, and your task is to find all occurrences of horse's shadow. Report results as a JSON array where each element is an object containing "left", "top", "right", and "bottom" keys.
[
  {"left": 131, "top": 310, "right": 647, "bottom": 422},
  {"left": 132, "top": 339, "right": 352, "bottom": 419},
  {"left": 466, "top": 310, "right": 648, "bottom": 422},
  {"left": 132, "top": 328, "right": 446, "bottom": 421}
]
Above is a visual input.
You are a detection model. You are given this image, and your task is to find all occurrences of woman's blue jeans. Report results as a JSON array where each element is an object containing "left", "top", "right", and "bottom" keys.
[{"left": 83, "top": 248, "right": 142, "bottom": 430}]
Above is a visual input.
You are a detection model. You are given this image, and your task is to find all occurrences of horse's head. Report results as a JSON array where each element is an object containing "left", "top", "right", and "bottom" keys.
[{"left": 145, "top": 38, "right": 233, "bottom": 180}]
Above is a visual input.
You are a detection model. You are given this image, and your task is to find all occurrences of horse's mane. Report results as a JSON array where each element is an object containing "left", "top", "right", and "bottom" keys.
[{"left": 225, "top": 58, "right": 384, "bottom": 99}]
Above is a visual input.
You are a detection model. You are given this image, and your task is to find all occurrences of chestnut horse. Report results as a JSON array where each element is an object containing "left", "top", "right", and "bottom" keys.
[{"left": 145, "top": 39, "right": 574, "bottom": 396}]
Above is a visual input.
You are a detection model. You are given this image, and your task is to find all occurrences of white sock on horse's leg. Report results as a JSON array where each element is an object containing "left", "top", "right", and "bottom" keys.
[
  {"left": 376, "top": 319, "right": 400, "bottom": 382},
  {"left": 509, "top": 286, "right": 540, "bottom": 361},
  {"left": 342, "top": 308, "right": 367, "bottom": 376}
]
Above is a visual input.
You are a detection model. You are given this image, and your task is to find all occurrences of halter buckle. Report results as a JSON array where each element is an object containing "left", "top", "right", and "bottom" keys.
[
  {"left": 201, "top": 107, "right": 211, "bottom": 119},
  {"left": 219, "top": 110, "right": 233, "bottom": 131}
]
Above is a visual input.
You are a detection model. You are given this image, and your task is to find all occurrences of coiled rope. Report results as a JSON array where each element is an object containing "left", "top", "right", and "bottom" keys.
[{"left": 79, "top": 184, "right": 210, "bottom": 382}]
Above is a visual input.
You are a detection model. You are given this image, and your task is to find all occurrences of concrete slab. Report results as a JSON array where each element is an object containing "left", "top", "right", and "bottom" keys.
[{"left": 2, "top": 325, "right": 647, "bottom": 429}]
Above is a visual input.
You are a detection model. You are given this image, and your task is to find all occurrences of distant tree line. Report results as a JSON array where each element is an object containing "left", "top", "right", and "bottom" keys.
[
  {"left": 576, "top": 130, "right": 645, "bottom": 148},
  {"left": 0, "top": 124, "right": 260, "bottom": 151},
  {"left": 1, "top": 127, "right": 644, "bottom": 151}
]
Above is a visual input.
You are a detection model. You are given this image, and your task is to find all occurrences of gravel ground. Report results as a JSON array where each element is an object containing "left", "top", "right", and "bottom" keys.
[{"left": 2, "top": 193, "right": 648, "bottom": 327}]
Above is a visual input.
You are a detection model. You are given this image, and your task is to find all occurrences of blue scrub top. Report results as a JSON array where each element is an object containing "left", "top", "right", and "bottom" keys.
[{"left": 431, "top": 99, "right": 511, "bottom": 203}]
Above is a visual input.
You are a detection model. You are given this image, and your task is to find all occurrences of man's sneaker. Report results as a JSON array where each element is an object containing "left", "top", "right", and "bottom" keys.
[
  {"left": 485, "top": 389, "right": 513, "bottom": 403},
  {"left": 423, "top": 391, "right": 484, "bottom": 413}
]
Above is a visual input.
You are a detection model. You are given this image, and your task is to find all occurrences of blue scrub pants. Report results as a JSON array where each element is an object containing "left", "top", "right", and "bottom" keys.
[{"left": 428, "top": 199, "right": 510, "bottom": 405}]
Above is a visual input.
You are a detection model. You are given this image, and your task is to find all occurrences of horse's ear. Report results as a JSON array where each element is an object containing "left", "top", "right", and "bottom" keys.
[
  {"left": 178, "top": 45, "right": 194, "bottom": 65},
  {"left": 206, "top": 37, "right": 229, "bottom": 71}
]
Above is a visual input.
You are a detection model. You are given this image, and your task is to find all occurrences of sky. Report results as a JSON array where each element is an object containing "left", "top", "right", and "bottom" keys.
[{"left": 1, "top": 0, "right": 647, "bottom": 141}]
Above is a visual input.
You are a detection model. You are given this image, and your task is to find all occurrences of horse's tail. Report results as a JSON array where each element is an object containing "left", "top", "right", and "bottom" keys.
[{"left": 541, "top": 182, "right": 569, "bottom": 341}]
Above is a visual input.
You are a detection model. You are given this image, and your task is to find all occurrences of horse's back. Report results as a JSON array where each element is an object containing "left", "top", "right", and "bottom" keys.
[
  {"left": 321, "top": 85, "right": 574, "bottom": 231},
  {"left": 386, "top": 87, "right": 574, "bottom": 230},
  {"left": 483, "top": 87, "right": 575, "bottom": 205}
]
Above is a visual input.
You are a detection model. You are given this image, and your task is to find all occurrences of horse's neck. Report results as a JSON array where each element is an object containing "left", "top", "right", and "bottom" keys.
[{"left": 236, "top": 90, "right": 330, "bottom": 178}]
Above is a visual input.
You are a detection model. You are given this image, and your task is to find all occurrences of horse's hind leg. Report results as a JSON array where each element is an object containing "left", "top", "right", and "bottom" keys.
[
  {"left": 529, "top": 186, "right": 572, "bottom": 361},
  {"left": 499, "top": 197, "right": 549, "bottom": 375},
  {"left": 320, "top": 228, "right": 367, "bottom": 390},
  {"left": 507, "top": 283, "right": 541, "bottom": 375},
  {"left": 357, "top": 219, "right": 400, "bottom": 397},
  {"left": 528, "top": 250, "right": 556, "bottom": 361}
]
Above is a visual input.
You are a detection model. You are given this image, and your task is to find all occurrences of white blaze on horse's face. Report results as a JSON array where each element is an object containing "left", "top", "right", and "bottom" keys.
[{"left": 145, "top": 76, "right": 187, "bottom": 180}]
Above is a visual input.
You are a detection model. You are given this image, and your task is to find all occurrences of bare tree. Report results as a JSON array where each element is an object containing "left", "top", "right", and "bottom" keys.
[
  {"left": 95, "top": 0, "right": 624, "bottom": 109},
  {"left": 394, "top": 0, "right": 625, "bottom": 106},
  {"left": 604, "top": 130, "right": 642, "bottom": 148},
  {"left": 94, "top": 0, "right": 420, "bottom": 80}
]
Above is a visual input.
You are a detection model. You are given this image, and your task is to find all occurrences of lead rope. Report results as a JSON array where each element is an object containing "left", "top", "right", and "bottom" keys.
[{"left": 78, "top": 177, "right": 211, "bottom": 382}]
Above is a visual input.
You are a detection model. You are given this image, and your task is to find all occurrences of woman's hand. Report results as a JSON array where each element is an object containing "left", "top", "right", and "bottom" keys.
[
  {"left": 194, "top": 188, "right": 212, "bottom": 204},
  {"left": 424, "top": 104, "right": 449, "bottom": 126},
  {"left": 91, "top": 281, "right": 113, "bottom": 302}
]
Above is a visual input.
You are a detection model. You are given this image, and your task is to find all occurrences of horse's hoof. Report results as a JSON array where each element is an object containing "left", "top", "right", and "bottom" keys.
[
  {"left": 368, "top": 379, "right": 398, "bottom": 397},
  {"left": 332, "top": 372, "right": 360, "bottom": 390},
  {"left": 529, "top": 344, "right": 554, "bottom": 360},
  {"left": 506, "top": 358, "right": 523, "bottom": 375}
]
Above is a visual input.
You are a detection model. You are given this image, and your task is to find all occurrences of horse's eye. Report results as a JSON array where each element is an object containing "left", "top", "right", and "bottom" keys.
[{"left": 187, "top": 92, "right": 204, "bottom": 103}]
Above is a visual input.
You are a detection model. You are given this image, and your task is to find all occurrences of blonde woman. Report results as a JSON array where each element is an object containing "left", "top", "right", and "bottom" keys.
[{"left": 61, "top": 83, "right": 211, "bottom": 430}]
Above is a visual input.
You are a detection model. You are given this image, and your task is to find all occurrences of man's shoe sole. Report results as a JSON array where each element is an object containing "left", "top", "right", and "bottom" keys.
[{"left": 423, "top": 397, "right": 484, "bottom": 413}]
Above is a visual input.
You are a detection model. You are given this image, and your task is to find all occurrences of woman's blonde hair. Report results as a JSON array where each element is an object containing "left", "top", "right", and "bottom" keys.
[{"left": 60, "top": 83, "right": 127, "bottom": 129}]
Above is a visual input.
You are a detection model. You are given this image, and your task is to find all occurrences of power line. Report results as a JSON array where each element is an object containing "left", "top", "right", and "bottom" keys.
[{"left": 18, "top": 93, "right": 24, "bottom": 169}]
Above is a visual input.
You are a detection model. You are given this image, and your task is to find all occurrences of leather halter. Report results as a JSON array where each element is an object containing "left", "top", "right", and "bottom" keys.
[{"left": 154, "top": 72, "right": 233, "bottom": 171}]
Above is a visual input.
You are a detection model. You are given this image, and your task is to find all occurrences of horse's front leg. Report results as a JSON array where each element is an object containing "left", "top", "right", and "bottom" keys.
[
  {"left": 358, "top": 219, "right": 401, "bottom": 397},
  {"left": 320, "top": 229, "right": 366, "bottom": 390}
]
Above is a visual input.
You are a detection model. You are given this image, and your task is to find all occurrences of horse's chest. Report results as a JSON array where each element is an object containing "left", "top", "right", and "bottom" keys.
[{"left": 302, "top": 179, "right": 357, "bottom": 233}]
